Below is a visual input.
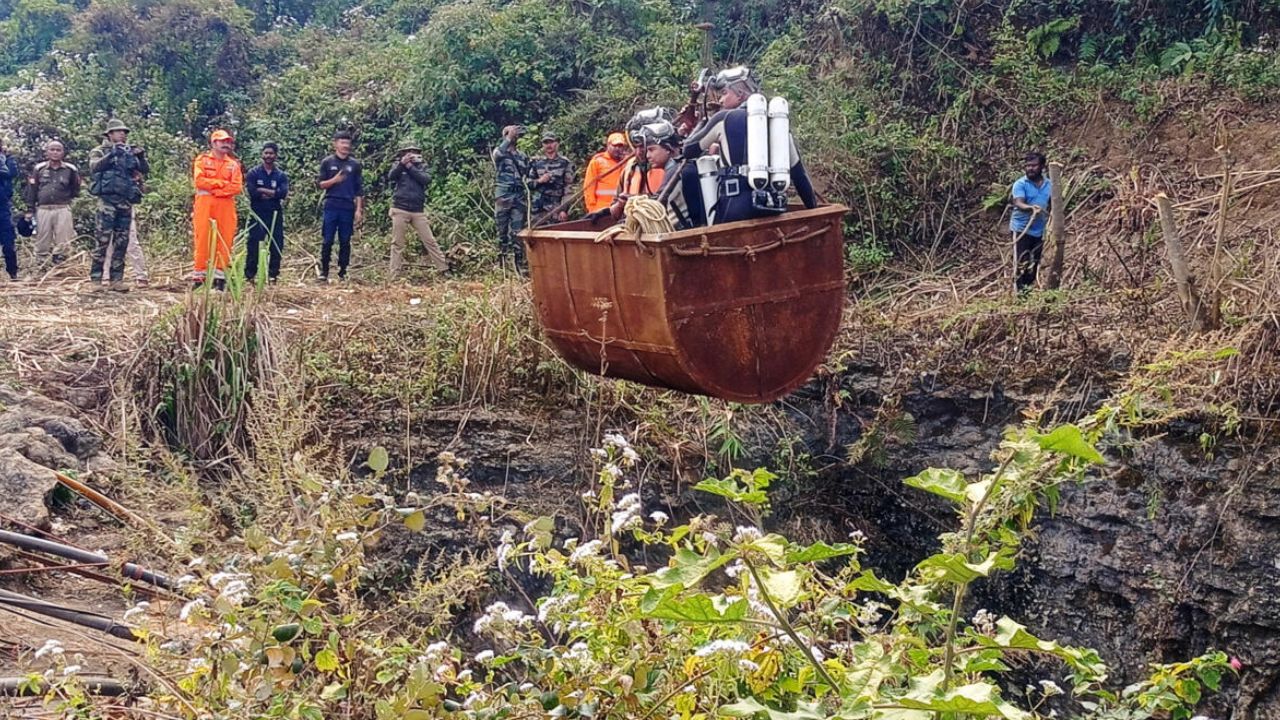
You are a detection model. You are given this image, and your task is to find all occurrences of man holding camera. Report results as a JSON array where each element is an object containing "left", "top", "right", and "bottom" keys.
[
  {"left": 387, "top": 142, "right": 447, "bottom": 280},
  {"left": 88, "top": 119, "right": 148, "bottom": 291},
  {"left": 492, "top": 124, "right": 529, "bottom": 271}
]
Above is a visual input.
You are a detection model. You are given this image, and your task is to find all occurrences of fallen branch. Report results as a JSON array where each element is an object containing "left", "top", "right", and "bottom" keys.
[
  {"left": 0, "top": 675, "right": 137, "bottom": 697},
  {"left": 1155, "top": 193, "right": 1215, "bottom": 331}
]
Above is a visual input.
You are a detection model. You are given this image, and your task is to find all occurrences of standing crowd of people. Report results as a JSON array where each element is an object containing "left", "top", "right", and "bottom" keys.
[{"left": 0, "top": 65, "right": 1049, "bottom": 292}]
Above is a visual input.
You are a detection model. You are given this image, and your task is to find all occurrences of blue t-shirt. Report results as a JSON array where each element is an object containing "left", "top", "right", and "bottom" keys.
[
  {"left": 245, "top": 164, "right": 289, "bottom": 211},
  {"left": 0, "top": 154, "right": 18, "bottom": 214},
  {"left": 317, "top": 154, "right": 363, "bottom": 211},
  {"left": 1010, "top": 175, "right": 1051, "bottom": 236}
]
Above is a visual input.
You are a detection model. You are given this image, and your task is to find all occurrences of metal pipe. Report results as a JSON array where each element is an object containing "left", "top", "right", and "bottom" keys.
[
  {"left": 0, "top": 530, "right": 175, "bottom": 590},
  {"left": 0, "top": 589, "right": 140, "bottom": 642},
  {"left": 0, "top": 675, "right": 134, "bottom": 696}
]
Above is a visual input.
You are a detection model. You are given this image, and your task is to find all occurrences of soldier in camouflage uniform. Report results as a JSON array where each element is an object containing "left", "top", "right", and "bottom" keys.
[
  {"left": 87, "top": 119, "right": 148, "bottom": 291},
  {"left": 529, "top": 131, "right": 574, "bottom": 228},
  {"left": 492, "top": 124, "right": 529, "bottom": 271}
]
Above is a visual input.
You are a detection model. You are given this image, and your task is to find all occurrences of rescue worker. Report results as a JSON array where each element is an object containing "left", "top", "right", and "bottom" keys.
[
  {"left": 710, "top": 66, "right": 756, "bottom": 111},
  {"left": 528, "top": 131, "right": 573, "bottom": 227},
  {"left": 88, "top": 119, "right": 148, "bottom": 291},
  {"left": 492, "top": 124, "right": 529, "bottom": 270},
  {"left": 244, "top": 142, "right": 289, "bottom": 283},
  {"left": 387, "top": 141, "right": 448, "bottom": 279},
  {"left": 191, "top": 129, "right": 243, "bottom": 290},
  {"left": 680, "top": 75, "right": 818, "bottom": 226},
  {"left": 582, "top": 132, "right": 629, "bottom": 214},
  {"left": 317, "top": 130, "right": 364, "bottom": 282},
  {"left": 1010, "top": 151, "right": 1051, "bottom": 293},
  {"left": 610, "top": 121, "right": 679, "bottom": 220},
  {"left": 102, "top": 216, "right": 149, "bottom": 288},
  {"left": 23, "top": 140, "right": 80, "bottom": 269},
  {"left": 0, "top": 138, "right": 16, "bottom": 281}
]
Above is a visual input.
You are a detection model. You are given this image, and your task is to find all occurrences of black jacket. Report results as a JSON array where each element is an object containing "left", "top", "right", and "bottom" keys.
[{"left": 387, "top": 161, "right": 430, "bottom": 213}]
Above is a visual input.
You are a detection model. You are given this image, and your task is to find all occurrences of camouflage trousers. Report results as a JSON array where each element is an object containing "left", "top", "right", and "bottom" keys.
[
  {"left": 495, "top": 193, "right": 527, "bottom": 269},
  {"left": 91, "top": 202, "right": 132, "bottom": 283}
]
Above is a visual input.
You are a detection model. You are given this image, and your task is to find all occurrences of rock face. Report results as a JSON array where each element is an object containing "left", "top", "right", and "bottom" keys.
[
  {"left": 813, "top": 384, "right": 1279, "bottom": 719},
  {"left": 0, "top": 385, "right": 113, "bottom": 530}
]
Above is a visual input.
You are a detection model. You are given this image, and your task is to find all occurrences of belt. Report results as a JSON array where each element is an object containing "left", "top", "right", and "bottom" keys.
[{"left": 196, "top": 190, "right": 212, "bottom": 196}]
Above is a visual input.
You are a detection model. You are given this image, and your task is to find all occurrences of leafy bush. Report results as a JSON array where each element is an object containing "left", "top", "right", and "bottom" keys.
[{"left": 24, "top": 421, "right": 1235, "bottom": 719}]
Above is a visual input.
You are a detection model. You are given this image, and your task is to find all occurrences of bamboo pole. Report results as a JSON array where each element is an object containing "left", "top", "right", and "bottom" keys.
[
  {"left": 1155, "top": 193, "right": 1214, "bottom": 331},
  {"left": 1043, "top": 162, "right": 1067, "bottom": 289},
  {"left": 1208, "top": 151, "right": 1232, "bottom": 329}
]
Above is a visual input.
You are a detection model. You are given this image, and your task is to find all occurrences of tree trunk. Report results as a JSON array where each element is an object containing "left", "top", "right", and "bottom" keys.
[
  {"left": 1208, "top": 153, "right": 1232, "bottom": 329},
  {"left": 1155, "top": 193, "right": 1215, "bottom": 331},
  {"left": 1043, "top": 162, "right": 1068, "bottom": 289}
]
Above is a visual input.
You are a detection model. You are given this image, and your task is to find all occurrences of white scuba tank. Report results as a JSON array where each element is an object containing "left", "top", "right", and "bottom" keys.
[
  {"left": 746, "top": 93, "right": 770, "bottom": 191},
  {"left": 768, "top": 96, "right": 791, "bottom": 193},
  {"left": 696, "top": 156, "right": 721, "bottom": 225}
]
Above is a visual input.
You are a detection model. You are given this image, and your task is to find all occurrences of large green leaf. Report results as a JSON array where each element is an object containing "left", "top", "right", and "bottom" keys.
[
  {"left": 757, "top": 568, "right": 802, "bottom": 607},
  {"left": 1035, "top": 425, "right": 1104, "bottom": 464},
  {"left": 649, "top": 547, "right": 731, "bottom": 590},
  {"left": 904, "top": 468, "right": 968, "bottom": 503},
  {"left": 786, "top": 541, "right": 858, "bottom": 564},
  {"left": 897, "top": 681, "right": 1029, "bottom": 719},
  {"left": 718, "top": 697, "right": 825, "bottom": 720},
  {"left": 917, "top": 551, "right": 1013, "bottom": 584},
  {"left": 978, "top": 617, "right": 1109, "bottom": 678},
  {"left": 644, "top": 593, "right": 748, "bottom": 623}
]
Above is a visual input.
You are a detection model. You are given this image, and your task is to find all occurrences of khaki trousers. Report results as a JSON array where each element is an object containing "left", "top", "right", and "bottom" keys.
[
  {"left": 102, "top": 215, "right": 148, "bottom": 282},
  {"left": 34, "top": 206, "right": 75, "bottom": 260},
  {"left": 389, "top": 207, "right": 447, "bottom": 278}
]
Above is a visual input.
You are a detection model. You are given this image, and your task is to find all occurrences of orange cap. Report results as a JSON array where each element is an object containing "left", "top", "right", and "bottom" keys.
[
  {"left": 210, "top": 129, "right": 234, "bottom": 142},
  {"left": 607, "top": 132, "right": 628, "bottom": 147}
]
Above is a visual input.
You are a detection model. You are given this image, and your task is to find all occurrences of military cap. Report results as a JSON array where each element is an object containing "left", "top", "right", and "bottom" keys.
[
  {"left": 541, "top": 131, "right": 559, "bottom": 142},
  {"left": 103, "top": 118, "right": 130, "bottom": 135},
  {"left": 396, "top": 141, "right": 423, "bottom": 156}
]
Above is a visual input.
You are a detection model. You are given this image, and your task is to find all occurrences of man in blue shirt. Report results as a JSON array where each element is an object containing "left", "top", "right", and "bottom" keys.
[
  {"left": 0, "top": 138, "right": 19, "bottom": 281},
  {"left": 316, "top": 130, "right": 364, "bottom": 282},
  {"left": 244, "top": 142, "right": 289, "bottom": 283},
  {"left": 1010, "top": 151, "right": 1051, "bottom": 293}
]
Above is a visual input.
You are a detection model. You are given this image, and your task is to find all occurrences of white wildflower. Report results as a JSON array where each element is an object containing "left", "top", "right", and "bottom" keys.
[
  {"left": 219, "top": 580, "right": 251, "bottom": 606},
  {"left": 603, "top": 432, "right": 630, "bottom": 451},
  {"left": 62, "top": 665, "right": 81, "bottom": 677},
  {"left": 208, "top": 572, "right": 249, "bottom": 590},
  {"left": 858, "top": 601, "right": 888, "bottom": 626},
  {"left": 694, "top": 639, "right": 752, "bottom": 658},
  {"left": 122, "top": 601, "right": 150, "bottom": 623},
  {"left": 1038, "top": 680, "right": 1063, "bottom": 697},
  {"left": 738, "top": 659, "right": 759, "bottom": 672},
  {"left": 179, "top": 598, "right": 206, "bottom": 622},
  {"left": 568, "top": 539, "right": 604, "bottom": 565},
  {"left": 335, "top": 531, "right": 360, "bottom": 543},
  {"left": 649, "top": 510, "right": 669, "bottom": 524},
  {"left": 589, "top": 448, "right": 607, "bottom": 460},
  {"left": 848, "top": 529, "right": 867, "bottom": 543},
  {"left": 34, "top": 640, "right": 64, "bottom": 659},
  {"left": 600, "top": 463, "right": 623, "bottom": 482},
  {"left": 175, "top": 574, "right": 200, "bottom": 589},
  {"left": 456, "top": 668, "right": 473, "bottom": 683},
  {"left": 472, "top": 601, "right": 532, "bottom": 637},
  {"left": 972, "top": 608, "right": 997, "bottom": 635},
  {"left": 732, "top": 526, "right": 763, "bottom": 544},
  {"left": 701, "top": 531, "right": 720, "bottom": 547},
  {"left": 474, "top": 650, "right": 495, "bottom": 663},
  {"left": 519, "top": 682, "right": 535, "bottom": 692}
]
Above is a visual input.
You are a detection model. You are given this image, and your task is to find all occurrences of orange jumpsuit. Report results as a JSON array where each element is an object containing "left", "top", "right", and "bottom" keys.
[
  {"left": 582, "top": 152, "right": 626, "bottom": 213},
  {"left": 192, "top": 152, "right": 243, "bottom": 280}
]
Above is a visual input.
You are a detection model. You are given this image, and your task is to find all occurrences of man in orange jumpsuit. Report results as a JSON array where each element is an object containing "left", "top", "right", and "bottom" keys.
[
  {"left": 581, "top": 132, "right": 630, "bottom": 214},
  {"left": 192, "top": 129, "right": 243, "bottom": 290}
]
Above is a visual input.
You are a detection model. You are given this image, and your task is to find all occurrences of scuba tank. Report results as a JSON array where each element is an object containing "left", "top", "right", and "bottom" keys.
[
  {"left": 768, "top": 96, "right": 791, "bottom": 193},
  {"left": 696, "top": 156, "right": 720, "bottom": 226},
  {"left": 746, "top": 94, "right": 769, "bottom": 191}
]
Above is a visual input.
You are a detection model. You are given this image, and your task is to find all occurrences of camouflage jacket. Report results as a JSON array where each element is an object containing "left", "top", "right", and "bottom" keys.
[
  {"left": 528, "top": 154, "right": 574, "bottom": 212},
  {"left": 491, "top": 137, "right": 529, "bottom": 196}
]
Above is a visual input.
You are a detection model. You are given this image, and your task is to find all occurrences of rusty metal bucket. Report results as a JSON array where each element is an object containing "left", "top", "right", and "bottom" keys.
[{"left": 522, "top": 203, "right": 848, "bottom": 403}]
